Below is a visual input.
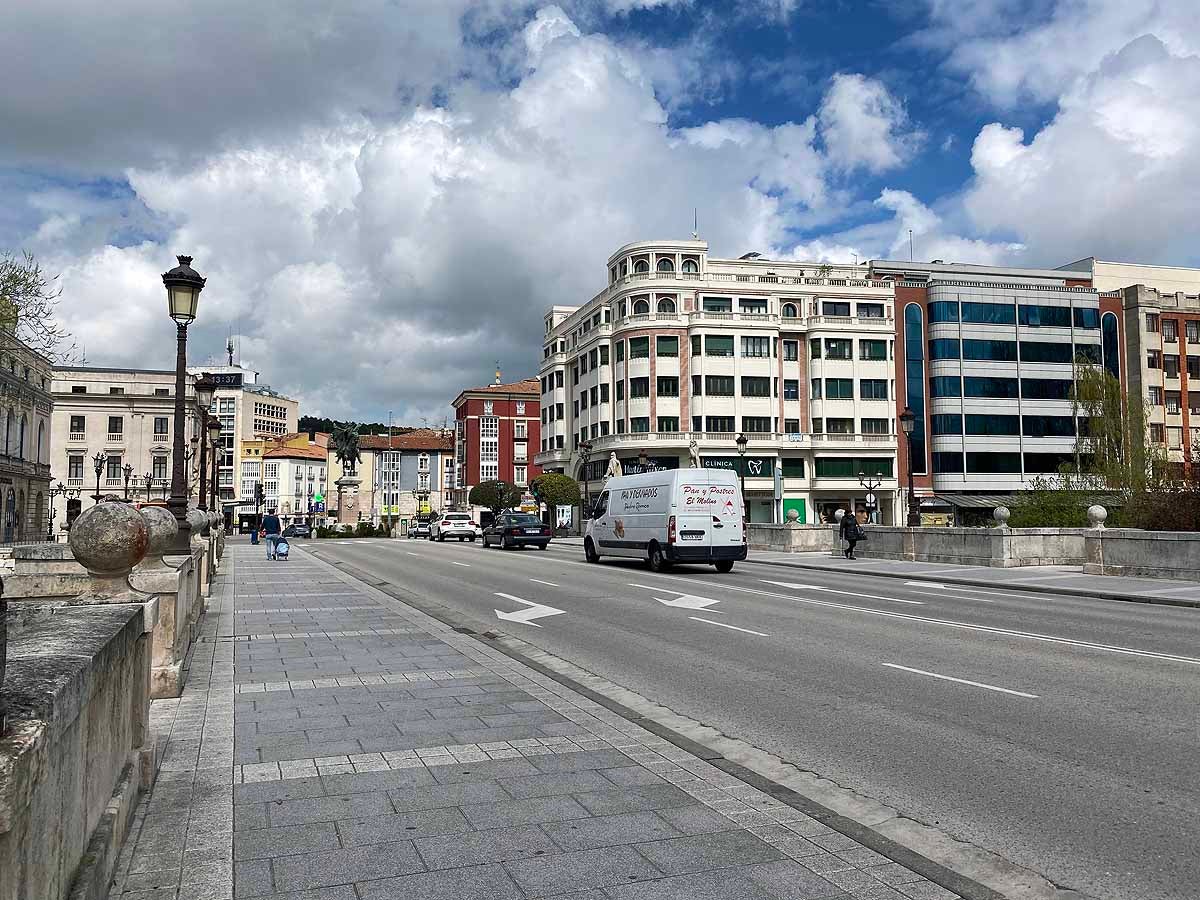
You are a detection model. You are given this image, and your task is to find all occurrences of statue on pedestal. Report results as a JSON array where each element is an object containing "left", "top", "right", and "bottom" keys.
[
  {"left": 605, "top": 452, "right": 622, "bottom": 479},
  {"left": 332, "top": 422, "right": 361, "bottom": 477},
  {"left": 688, "top": 439, "right": 701, "bottom": 468}
]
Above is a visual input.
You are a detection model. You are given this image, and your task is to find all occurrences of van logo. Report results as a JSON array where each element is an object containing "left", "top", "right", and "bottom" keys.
[{"left": 613, "top": 519, "right": 626, "bottom": 538}]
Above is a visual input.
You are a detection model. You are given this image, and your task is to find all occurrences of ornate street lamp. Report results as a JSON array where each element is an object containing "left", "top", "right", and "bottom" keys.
[
  {"left": 92, "top": 452, "right": 107, "bottom": 503},
  {"left": 122, "top": 463, "right": 134, "bottom": 501},
  {"left": 162, "top": 254, "right": 206, "bottom": 551},
  {"left": 208, "top": 416, "right": 222, "bottom": 515},
  {"left": 735, "top": 432, "right": 748, "bottom": 515},
  {"left": 578, "top": 441, "right": 593, "bottom": 518},
  {"left": 858, "top": 469, "right": 882, "bottom": 525},
  {"left": 143, "top": 472, "right": 154, "bottom": 500},
  {"left": 47, "top": 481, "right": 79, "bottom": 540},
  {"left": 899, "top": 406, "right": 919, "bottom": 527},
  {"left": 194, "top": 377, "right": 215, "bottom": 511}
]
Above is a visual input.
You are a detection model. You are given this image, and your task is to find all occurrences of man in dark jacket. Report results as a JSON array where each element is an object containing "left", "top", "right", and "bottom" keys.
[
  {"left": 262, "top": 510, "right": 283, "bottom": 560},
  {"left": 839, "top": 510, "right": 862, "bottom": 560}
]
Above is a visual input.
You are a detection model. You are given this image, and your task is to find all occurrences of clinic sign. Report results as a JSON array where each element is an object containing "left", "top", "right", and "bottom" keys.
[{"left": 702, "top": 456, "right": 775, "bottom": 477}]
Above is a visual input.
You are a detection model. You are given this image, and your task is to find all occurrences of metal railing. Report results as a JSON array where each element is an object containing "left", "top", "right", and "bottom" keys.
[{"left": 106, "top": 432, "right": 124, "bottom": 443}]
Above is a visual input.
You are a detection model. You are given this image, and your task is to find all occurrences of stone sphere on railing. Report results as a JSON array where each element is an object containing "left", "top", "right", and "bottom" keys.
[
  {"left": 69, "top": 501, "right": 149, "bottom": 579},
  {"left": 139, "top": 505, "right": 179, "bottom": 564},
  {"left": 186, "top": 507, "right": 208, "bottom": 540},
  {"left": 993, "top": 506, "right": 1011, "bottom": 528},
  {"left": 1087, "top": 505, "right": 1108, "bottom": 529},
  {"left": 786, "top": 508, "right": 800, "bottom": 523}
]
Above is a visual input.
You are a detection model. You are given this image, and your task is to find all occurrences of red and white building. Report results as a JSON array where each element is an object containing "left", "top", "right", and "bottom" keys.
[{"left": 451, "top": 376, "right": 541, "bottom": 512}]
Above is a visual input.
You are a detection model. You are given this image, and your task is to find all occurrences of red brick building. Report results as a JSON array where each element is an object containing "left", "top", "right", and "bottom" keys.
[{"left": 450, "top": 377, "right": 541, "bottom": 509}]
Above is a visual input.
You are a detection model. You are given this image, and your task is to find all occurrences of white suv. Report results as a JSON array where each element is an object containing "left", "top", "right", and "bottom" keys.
[{"left": 430, "top": 512, "right": 480, "bottom": 542}]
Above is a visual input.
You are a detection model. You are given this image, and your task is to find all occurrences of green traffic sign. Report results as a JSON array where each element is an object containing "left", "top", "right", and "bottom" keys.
[{"left": 312, "top": 493, "right": 324, "bottom": 503}]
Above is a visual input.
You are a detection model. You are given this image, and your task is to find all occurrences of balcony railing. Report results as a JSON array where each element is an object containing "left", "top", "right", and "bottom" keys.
[
  {"left": 152, "top": 433, "right": 169, "bottom": 443},
  {"left": 68, "top": 432, "right": 85, "bottom": 442},
  {"left": 104, "top": 477, "right": 123, "bottom": 488},
  {"left": 67, "top": 477, "right": 83, "bottom": 487},
  {"left": 106, "top": 432, "right": 124, "bottom": 443}
]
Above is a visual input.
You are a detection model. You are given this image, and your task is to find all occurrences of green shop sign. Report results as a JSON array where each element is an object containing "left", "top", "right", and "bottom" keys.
[{"left": 702, "top": 456, "right": 775, "bottom": 477}]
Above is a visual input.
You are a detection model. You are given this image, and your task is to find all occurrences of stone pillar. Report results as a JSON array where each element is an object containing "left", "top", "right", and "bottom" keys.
[
  {"left": 1084, "top": 505, "right": 1107, "bottom": 574},
  {"left": 336, "top": 475, "right": 362, "bottom": 525},
  {"left": 186, "top": 507, "right": 212, "bottom": 598}
]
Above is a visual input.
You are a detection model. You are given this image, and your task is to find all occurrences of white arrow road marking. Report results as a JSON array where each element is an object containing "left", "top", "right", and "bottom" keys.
[
  {"left": 629, "top": 584, "right": 721, "bottom": 610},
  {"left": 688, "top": 617, "right": 768, "bottom": 637},
  {"left": 530, "top": 578, "right": 560, "bottom": 587},
  {"left": 493, "top": 592, "right": 566, "bottom": 627},
  {"left": 761, "top": 581, "right": 924, "bottom": 605},
  {"left": 883, "top": 663, "right": 1038, "bottom": 698}
]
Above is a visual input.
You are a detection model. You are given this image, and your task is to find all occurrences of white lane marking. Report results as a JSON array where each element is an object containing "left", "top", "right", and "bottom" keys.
[
  {"left": 451, "top": 561, "right": 471, "bottom": 568},
  {"left": 906, "top": 581, "right": 994, "bottom": 602},
  {"left": 406, "top": 552, "right": 421, "bottom": 557},
  {"left": 629, "top": 583, "right": 720, "bottom": 610},
  {"left": 530, "top": 578, "right": 560, "bottom": 587},
  {"left": 883, "top": 663, "right": 1038, "bottom": 698},
  {"left": 761, "top": 581, "right": 924, "bottom": 605},
  {"left": 502, "top": 552, "right": 1200, "bottom": 667},
  {"left": 493, "top": 592, "right": 565, "bottom": 627},
  {"left": 688, "top": 617, "right": 768, "bottom": 637}
]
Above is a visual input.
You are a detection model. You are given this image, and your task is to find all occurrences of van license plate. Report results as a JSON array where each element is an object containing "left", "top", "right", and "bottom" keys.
[
  {"left": 680, "top": 531, "right": 704, "bottom": 541},
  {"left": 524, "top": 528, "right": 541, "bottom": 534}
]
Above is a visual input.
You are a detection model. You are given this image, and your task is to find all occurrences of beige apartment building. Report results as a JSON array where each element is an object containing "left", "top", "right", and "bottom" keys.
[
  {"left": 536, "top": 240, "right": 900, "bottom": 524},
  {"left": 0, "top": 331, "right": 53, "bottom": 542},
  {"left": 49, "top": 366, "right": 204, "bottom": 532}
]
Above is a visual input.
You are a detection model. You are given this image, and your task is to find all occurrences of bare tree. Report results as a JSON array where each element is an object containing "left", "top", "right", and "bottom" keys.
[{"left": 0, "top": 250, "right": 82, "bottom": 363}]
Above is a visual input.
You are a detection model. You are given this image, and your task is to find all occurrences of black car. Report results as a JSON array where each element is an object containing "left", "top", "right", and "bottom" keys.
[
  {"left": 483, "top": 513, "right": 552, "bottom": 550},
  {"left": 283, "top": 523, "right": 311, "bottom": 538}
]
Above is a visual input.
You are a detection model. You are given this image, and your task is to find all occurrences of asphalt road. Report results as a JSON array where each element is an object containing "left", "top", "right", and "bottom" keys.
[{"left": 298, "top": 535, "right": 1200, "bottom": 900}]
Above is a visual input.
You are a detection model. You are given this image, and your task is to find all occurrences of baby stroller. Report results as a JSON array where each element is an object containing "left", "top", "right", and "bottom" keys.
[{"left": 274, "top": 538, "right": 290, "bottom": 561}]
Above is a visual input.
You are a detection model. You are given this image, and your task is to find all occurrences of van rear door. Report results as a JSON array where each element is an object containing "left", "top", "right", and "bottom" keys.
[
  {"left": 706, "top": 470, "right": 744, "bottom": 555},
  {"left": 674, "top": 473, "right": 714, "bottom": 557}
]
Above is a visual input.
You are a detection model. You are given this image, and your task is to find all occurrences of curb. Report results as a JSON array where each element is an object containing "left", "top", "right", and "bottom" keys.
[
  {"left": 312, "top": 548, "right": 1013, "bottom": 900},
  {"left": 752, "top": 556, "right": 1200, "bottom": 609}
]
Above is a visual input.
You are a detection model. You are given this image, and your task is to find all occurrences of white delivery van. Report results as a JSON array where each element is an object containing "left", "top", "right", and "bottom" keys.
[{"left": 583, "top": 468, "right": 747, "bottom": 572}]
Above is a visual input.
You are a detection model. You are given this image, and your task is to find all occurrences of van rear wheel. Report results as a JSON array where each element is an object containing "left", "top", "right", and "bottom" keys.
[
  {"left": 648, "top": 543, "right": 670, "bottom": 573},
  {"left": 714, "top": 560, "right": 734, "bottom": 573},
  {"left": 584, "top": 538, "right": 600, "bottom": 563}
]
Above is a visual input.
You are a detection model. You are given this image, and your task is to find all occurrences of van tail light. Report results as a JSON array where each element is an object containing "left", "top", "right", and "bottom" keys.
[
  {"left": 667, "top": 515, "right": 676, "bottom": 545},
  {"left": 469, "top": 520, "right": 477, "bottom": 527},
  {"left": 741, "top": 520, "right": 747, "bottom": 544}
]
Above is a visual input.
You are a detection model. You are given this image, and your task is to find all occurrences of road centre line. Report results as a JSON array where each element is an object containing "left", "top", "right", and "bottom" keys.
[
  {"left": 883, "top": 663, "right": 1038, "bottom": 698},
  {"left": 688, "top": 617, "right": 768, "bottom": 637},
  {"left": 760, "top": 581, "right": 924, "bottom": 606},
  {"left": 450, "top": 561, "right": 471, "bottom": 568},
  {"left": 530, "top": 578, "right": 560, "bottom": 587},
  {"left": 905, "top": 581, "right": 994, "bottom": 602}
]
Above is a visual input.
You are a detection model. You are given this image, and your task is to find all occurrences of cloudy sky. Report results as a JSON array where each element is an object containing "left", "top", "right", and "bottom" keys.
[{"left": 2, "top": 0, "right": 1197, "bottom": 422}]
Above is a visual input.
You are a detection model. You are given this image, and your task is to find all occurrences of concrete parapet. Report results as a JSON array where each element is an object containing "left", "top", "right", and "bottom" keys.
[
  {"left": 1085, "top": 529, "right": 1200, "bottom": 581},
  {"left": 0, "top": 603, "right": 151, "bottom": 900},
  {"left": 748, "top": 523, "right": 837, "bottom": 553},
  {"left": 855, "top": 526, "right": 1086, "bottom": 567}
]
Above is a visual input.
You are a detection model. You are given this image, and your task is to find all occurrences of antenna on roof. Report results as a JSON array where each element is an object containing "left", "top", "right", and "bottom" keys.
[
  {"left": 226, "top": 334, "right": 235, "bottom": 366},
  {"left": 692, "top": 208, "right": 699, "bottom": 241},
  {"left": 495, "top": 361, "right": 502, "bottom": 385}
]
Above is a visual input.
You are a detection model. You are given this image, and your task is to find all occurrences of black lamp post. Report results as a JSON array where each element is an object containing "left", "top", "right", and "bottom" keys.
[
  {"left": 208, "top": 416, "right": 222, "bottom": 516},
  {"left": 194, "top": 377, "right": 215, "bottom": 511},
  {"left": 858, "top": 470, "right": 882, "bottom": 525},
  {"left": 48, "top": 481, "right": 79, "bottom": 540},
  {"left": 162, "top": 255, "right": 205, "bottom": 551},
  {"left": 143, "top": 472, "right": 154, "bottom": 501},
  {"left": 735, "top": 432, "right": 748, "bottom": 515},
  {"left": 899, "top": 406, "right": 919, "bottom": 527},
  {"left": 578, "top": 441, "right": 593, "bottom": 517},
  {"left": 92, "top": 452, "right": 107, "bottom": 503}
]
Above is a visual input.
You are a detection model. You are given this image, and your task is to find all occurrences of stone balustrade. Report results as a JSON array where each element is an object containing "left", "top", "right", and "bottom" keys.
[{"left": 1, "top": 500, "right": 167, "bottom": 900}]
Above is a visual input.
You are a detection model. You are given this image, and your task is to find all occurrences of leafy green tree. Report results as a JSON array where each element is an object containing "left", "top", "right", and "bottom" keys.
[
  {"left": 1008, "top": 475, "right": 1091, "bottom": 528},
  {"left": 468, "top": 480, "right": 522, "bottom": 515},
  {"left": 530, "top": 474, "right": 579, "bottom": 530},
  {"left": 1071, "top": 360, "right": 1163, "bottom": 497},
  {"left": 1, "top": 249, "right": 80, "bottom": 362}
]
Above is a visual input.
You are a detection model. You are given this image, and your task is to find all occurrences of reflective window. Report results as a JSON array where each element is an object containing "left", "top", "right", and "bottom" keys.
[
  {"left": 1074, "top": 308, "right": 1100, "bottom": 329},
  {"left": 1022, "top": 416, "right": 1077, "bottom": 438},
  {"left": 1021, "top": 378, "right": 1073, "bottom": 400},
  {"left": 963, "top": 302, "right": 1016, "bottom": 325},
  {"left": 964, "top": 339, "right": 1018, "bottom": 361},
  {"left": 931, "top": 414, "right": 962, "bottom": 435},
  {"left": 1102, "top": 312, "right": 1120, "bottom": 379},
  {"left": 929, "top": 376, "right": 961, "bottom": 398},
  {"left": 929, "top": 339, "right": 960, "bottom": 360},
  {"left": 965, "top": 414, "right": 1020, "bottom": 436},
  {"left": 1018, "top": 305, "right": 1071, "bottom": 327},
  {"left": 904, "top": 304, "right": 927, "bottom": 474},
  {"left": 932, "top": 452, "right": 963, "bottom": 474},
  {"left": 928, "top": 301, "right": 958, "bottom": 323},
  {"left": 1020, "top": 341, "right": 1074, "bottom": 364},
  {"left": 964, "top": 376, "right": 1019, "bottom": 398},
  {"left": 966, "top": 452, "right": 1022, "bottom": 474}
]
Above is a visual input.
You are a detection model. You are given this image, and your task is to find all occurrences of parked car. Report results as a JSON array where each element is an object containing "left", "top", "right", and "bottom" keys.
[
  {"left": 483, "top": 513, "right": 552, "bottom": 550},
  {"left": 584, "top": 468, "right": 746, "bottom": 572},
  {"left": 408, "top": 520, "right": 432, "bottom": 539},
  {"left": 431, "top": 512, "right": 480, "bottom": 542},
  {"left": 282, "top": 523, "right": 311, "bottom": 538}
]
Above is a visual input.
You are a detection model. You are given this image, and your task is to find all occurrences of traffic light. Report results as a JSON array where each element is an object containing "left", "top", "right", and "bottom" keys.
[{"left": 254, "top": 482, "right": 264, "bottom": 505}]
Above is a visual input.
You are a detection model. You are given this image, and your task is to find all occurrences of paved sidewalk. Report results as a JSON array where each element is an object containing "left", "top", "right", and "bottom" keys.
[
  {"left": 110, "top": 542, "right": 963, "bottom": 900},
  {"left": 751, "top": 551, "right": 1200, "bottom": 607}
]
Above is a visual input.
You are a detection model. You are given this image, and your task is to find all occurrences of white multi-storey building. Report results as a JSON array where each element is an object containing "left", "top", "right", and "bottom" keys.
[{"left": 535, "top": 240, "right": 900, "bottom": 524}]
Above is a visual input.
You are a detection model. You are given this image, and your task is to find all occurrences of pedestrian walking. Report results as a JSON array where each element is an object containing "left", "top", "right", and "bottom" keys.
[
  {"left": 839, "top": 510, "right": 863, "bottom": 560},
  {"left": 262, "top": 509, "right": 283, "bottom": 560}
]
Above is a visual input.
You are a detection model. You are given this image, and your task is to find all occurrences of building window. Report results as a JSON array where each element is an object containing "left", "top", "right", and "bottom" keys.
[
  {"left": 106, "top": 454, "right": 123, "bottom": 481},
  {"left": 742, "top": 336, "right": 771, "bottom": 358},
  {"left": 860, "top": 379, "right": 889, "bottom": 400},
  {"left": 516, "top": 401, "right": 526, "bottom": 414},
  {"left": 515, "top": 421, "right": 527, "bottom": 439},
  {"left": 811, "top": 379, "right": 822, "bottom": 400},
  {"left": 599, "top": 345, "right": 609, "bottom": 365},
  {"left": 656, "top": 335, "right": 678, "bottom": 357},
  {"left": 70, "top": 414, "right": 85, "bottom": 437},
  {"left": 600, "top": 384, "right": 609, "bottom": 403},
  {"left": 783, "top": 380, "right": 799, "bottom": 400},
  {"left": 657, "top": 416, "right": 679, "bottom": 432},
  {"left": 705, "top": 416, "right": 735, "bottom": 433},
  {"left": 682, "top": 259, "right": 699, "bottom": 273},
  {"left": 513, "top": 465, "right": 527, "bottom": 485},
  {"left": 657, "top": 376, "right": 679, "bottom": 396},
  {"left": 616, "top": 381, "right": 624, "bottom": 401},
  {"left": 742, "top": 416, "right": 772, "bottom": 433},
  {"left": 784, "top": 419, "right": 801, "bottom": 434},
  {"left": 71, "top": 385, "right": 86, "bottom": 394},
  {"left": 109, "top": 386, "right": 125, "bottom": 395},
  {"left": 481, "top": 462, "right": 499, "bottom": 481},
  {"left": 822, "top": 301, "right": 851, "bottom": 317},
  {"left": 657, "top": 298, "right": 676, "bottom": 314},
  {"left": 629, "top": 337, "right": 650, "bottom": 358},
  {"left": 862, "top": 418, "right": 890, "bottom": 435},
  {"left": 783, "top": 340, "right": 798, "bottom": 361},
  {"left": 810, "top": 338, "right": 821, "bottom": 360},
  {"left": 782, "top": 303, "right": 798, "bottom": 319},
  {"left": 690, "top": 335, "right": 701, "bottom": 356},
  {"left": 703, "top": 296, "right": 733, "bottom": 312},
  {"left": 630, "top": 417, "right": 650, "bottom": 433},
  {"left": 1147, "top": 349, "right": 1162, "bottom": 369},
  {"left": 1102, "top": 312, "right": 1121, "bottom": 379},
  {"left": 741, "top": 377, "right": 771, "bottom": 398},
  {"left": 1185, "top": 320, "right": 1199, "bottom": 344},
  {"left": 741, "top": 298, "right": 768, "bottom": 314},
  {"left": 656, "top": 258, "right": 674, "bottom": 272},
  {"left": 705, "top": 335, "right": 734, "bottom": 357},
  {"left": 824, "top": 338, "right": 851, "bottom": 360},
  {"left": 903, "top": 303, "right": 927, "bottom": 475},
  {"left": 629, "top": 377, "right": 650, "bottom": 398},
  {"left": 858, "top": 303, "right": 885, "bottom": 318},
  {"left": 1145, "top": 313, "right": 1159, "bottom": 333},
  {"left": 1148, "top": 386, "right": 1164, "bottom": 406},
  {"left": 860, "top": 339, "right": 887, "bottom": 361},
  {"left": 69, "top": 455, "right": 84, "bottom": 480},
  {"left": 705, "top": 375, "right": 734, "bottom": 396},
  {"left": 154, "top": 416, "right": 169, "bottom": 435},
  {"left": 1164, "top": 355, "right": 1181, "bottom": 379},
  {"left": 825, "top": 378, "right": 853, "bottom": 400},
  {"left": 107, "top": 416, "right": 123, "bottom": 435},
  {"left": 633, "top": 298, "right": 650, "bottom": 315}
]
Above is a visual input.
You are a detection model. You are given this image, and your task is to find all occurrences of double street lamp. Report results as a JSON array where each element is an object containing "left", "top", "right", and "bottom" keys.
[
  {"left": 163, "top": 255, "right": 206, "bottom": 552},
  {"left": 92, "top": 452, "right": 107, "bottom": 503},
  {"left": 899, "top": 406, "right": 920, "bottom": 527},
  {"left": 209, "top": 416, "right": 222, "bottom": 517},
  {"left": 48, "top": 481, "right": 80, "bottom": 540},
  {"left": 735, "top": 432, "right": 748, "bottom": 516},
  {"left": 858, "top": 470, "right": 882, "bottom": 525},
  {"left": 194, "top": 377, "right": 216, "bottom": 512}
]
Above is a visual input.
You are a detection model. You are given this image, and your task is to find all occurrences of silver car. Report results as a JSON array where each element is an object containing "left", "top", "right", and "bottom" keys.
[{"left": 430, "top": 512, "right": 480, "bottom": 542}]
